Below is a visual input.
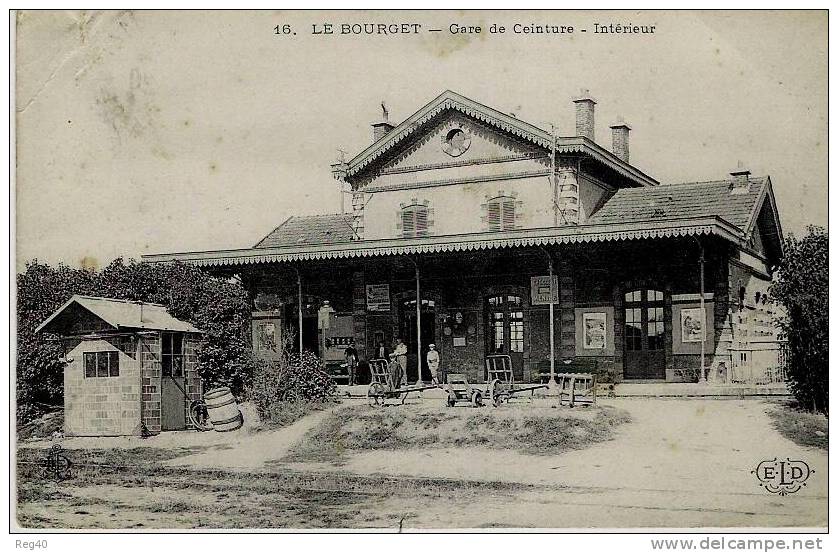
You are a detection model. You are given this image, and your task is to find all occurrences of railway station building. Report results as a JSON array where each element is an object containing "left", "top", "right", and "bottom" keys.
[{"left": 145, "top": 90, "right": 785, "bottom": 386}]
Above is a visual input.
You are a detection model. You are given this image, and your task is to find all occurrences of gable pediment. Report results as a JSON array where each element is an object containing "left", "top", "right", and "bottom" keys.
[
  {"left": 342, "top": 90, "right": 659, "bottom": 189},
  {"left": 345, "top": 91, "right": 553, "bottom": 183},
  {"left": 352, "top": 111, "right": 547, "bottom": 187}
]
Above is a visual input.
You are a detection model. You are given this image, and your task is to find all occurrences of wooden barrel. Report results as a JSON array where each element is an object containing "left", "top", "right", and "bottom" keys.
[{"left": 204, "top": 387, "right": 243, "bottom": 432}]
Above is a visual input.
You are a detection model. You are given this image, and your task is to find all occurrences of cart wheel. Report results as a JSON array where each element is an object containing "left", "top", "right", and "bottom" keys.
[
  {"left": 447, "top": 393, "right": 456, "bottom": 407},
  {"left": 488, "top": 379, "right": 501, "bottom": 407},
  {"left": 367, "top": 382, "right": 386, "bottom": 407},
  {"left": 492, "top": 393, "right": 509, "bottom": 408},
  {"left": 189, "top": 400, "right": 213, "bottom": 431},
  {"left": 471, "top": 391, "right": 483, "bottom": 408}
]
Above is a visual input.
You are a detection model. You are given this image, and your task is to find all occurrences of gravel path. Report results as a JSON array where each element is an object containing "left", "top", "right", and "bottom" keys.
[{"left": 163, "top": 405, "right": 341, "bottom": 469}]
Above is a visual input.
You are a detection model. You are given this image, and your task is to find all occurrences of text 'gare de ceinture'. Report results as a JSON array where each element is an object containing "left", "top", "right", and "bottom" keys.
[{"left": 303, "top": 22, "right": 657, "bottom": 36}]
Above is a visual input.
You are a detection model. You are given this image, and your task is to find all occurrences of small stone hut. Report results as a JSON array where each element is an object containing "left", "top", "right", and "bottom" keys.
[{"left": 36, "top": 295, "right": 203, "bottom": 436}]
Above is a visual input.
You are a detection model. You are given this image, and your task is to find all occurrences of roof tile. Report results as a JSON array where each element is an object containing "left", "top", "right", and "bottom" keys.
[
  {"left": 589, "top": 177, "right": 766, "bottom": 231},
  {"left": 254, "top": 214, "right": 355, "bottom": 248}
]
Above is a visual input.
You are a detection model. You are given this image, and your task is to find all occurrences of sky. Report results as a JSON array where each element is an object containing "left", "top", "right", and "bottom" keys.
[{"left": 15, "top": 10, "right": 827, "bottom": 272}]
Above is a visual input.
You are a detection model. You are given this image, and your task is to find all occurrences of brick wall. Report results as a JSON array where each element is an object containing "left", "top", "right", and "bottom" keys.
[
  {"left": 245, "top": 237, "right": 732, "bottom": 384},
  {"left": 139, "top": 334, "right": 162, "bottom": 434},
  {"left": 183, "top": 335, "right": 202, "bottom": 427},
  {"left": 64, "top": 338, "right": 142, "bottom": 437}
]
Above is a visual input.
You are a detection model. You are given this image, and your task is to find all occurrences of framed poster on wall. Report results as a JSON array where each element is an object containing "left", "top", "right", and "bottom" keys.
[
  {"left": 680, "top": 307, "right": 705, "bottom": 343},
  {"left": 366, "top": 284, "right": 391, "bottom": 312},
  {"left": 583, "top": 312, "right": 607, "bottom": 349}
]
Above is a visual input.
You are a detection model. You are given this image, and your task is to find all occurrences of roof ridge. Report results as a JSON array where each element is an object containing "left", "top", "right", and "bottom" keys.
[
  {"left": 663, "top": 175, "right": 767, "bottom": 187},
  {"left": 289, "top": 212, "right": 351, "bottom": 219},
  {"left": 74, "top": 295, "right": 167, "bottom": 308}
]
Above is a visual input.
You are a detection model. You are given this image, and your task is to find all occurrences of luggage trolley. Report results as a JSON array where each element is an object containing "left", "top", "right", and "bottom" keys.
[
  {"left": 366, "top": 358, "right": 439, "bottom": 406},
  {"left": 485, "top": 354, "right": 548, "bottom": 407}
]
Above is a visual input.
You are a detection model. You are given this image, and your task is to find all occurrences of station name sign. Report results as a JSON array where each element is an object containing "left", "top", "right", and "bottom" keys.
[{"left": 530, "top": 276, "right": 559, "bottom": 305}]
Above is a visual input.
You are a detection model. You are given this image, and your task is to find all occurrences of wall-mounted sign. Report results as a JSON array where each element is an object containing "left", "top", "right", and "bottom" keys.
[
  {"left": 680, "top": 307, "right": 705, "bottom": 343},
  {"left": 453, "top": 337, "right": 466, "bottom": 347},
  {"left": 531, "top": 276, "right": 559, "bottom": 305},
  {"left": 366, "top": 284, "right": 391, "bottom": 312},
  {"left": 583, "top": 312, "right": 607, "bottom": 350}
]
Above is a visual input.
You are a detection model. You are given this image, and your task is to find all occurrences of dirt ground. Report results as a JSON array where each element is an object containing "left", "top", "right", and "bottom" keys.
[{"left": 16, "top": 398, "right": 828, "bottom": 529}]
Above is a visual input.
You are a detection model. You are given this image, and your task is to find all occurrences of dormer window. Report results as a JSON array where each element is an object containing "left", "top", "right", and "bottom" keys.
[
  {"left": 485, "top": 195, "right": 518, "bottom": 231},
  {"left": 397, "top": 200, "right": 434, "bottom": 238}
]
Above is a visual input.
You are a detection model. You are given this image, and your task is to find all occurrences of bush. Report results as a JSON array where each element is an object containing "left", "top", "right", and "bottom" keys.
[
  {"left": 248, "top": 334, "right": 337, "bottom": 425},
  {"left": 770, "top": 226, "right": 828, "bottom": 414},
  {"left": 16, "top": 258, "right": 255, "bottom": 424}
]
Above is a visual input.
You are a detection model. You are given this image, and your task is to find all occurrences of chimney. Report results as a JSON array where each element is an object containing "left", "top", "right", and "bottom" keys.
[
  {"left": 572, "top": 88, "right": 597, "bottom": 141},
  {"left": 729, "top": 161, "right": 751, "bottom": 194},
  {"left": 609, "top": 118, "right": 631, "bottom": 163},
  {"left": 371, "top": 101, "right": 395, "bottom": 142}
]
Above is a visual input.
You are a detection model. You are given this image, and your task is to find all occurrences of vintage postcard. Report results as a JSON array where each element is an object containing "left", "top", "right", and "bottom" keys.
[{"left": 12, "top": 8, "right": 828, "bottom": 539}]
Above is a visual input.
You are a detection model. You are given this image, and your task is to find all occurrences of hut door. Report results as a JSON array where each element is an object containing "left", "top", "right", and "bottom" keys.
[
  {"left": 161, "top": 332, "right": 187, "bottom": 430},
  {"left": 623, "top": 289, "right": 666, "bottom": 379},
  {"left": 486, "top": 295, "right": 525, "bottom": 381}
]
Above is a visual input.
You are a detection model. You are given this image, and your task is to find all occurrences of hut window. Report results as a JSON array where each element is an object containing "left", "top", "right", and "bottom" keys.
[
  {"left": 84, "top": 351, "right": 119, "bottom": 378},
  {"left": 400, "top": 204, "right": 430, "bottom": 238},
  {"left": 162, "top": 333, "right": 184, "bottom": 378},
  {"left": 486, "top": 196, "right": 517, "bottom": 231}
]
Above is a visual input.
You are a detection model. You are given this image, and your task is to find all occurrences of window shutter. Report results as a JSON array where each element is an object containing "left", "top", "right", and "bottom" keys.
[
  {"left": 402, "top": 208, "right": 415, "bottom": 236},
  {"left": 415, "top": 207, "right": 428, "bottom": 235},
  {"left": 487, "top": 202, "right": 501, "bottom": 231},
  {"left": 501, "top": 200, "right": 515, "bottom": 230}
]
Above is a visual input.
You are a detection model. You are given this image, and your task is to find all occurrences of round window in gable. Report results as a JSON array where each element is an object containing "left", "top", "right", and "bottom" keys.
[{"left": 441, "top": 127, "right": 471, "bottom": 157}]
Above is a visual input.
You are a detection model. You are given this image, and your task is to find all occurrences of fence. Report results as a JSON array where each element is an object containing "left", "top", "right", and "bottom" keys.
[{"left": 727, "top": 340, "right": 788, "bottom": 385}]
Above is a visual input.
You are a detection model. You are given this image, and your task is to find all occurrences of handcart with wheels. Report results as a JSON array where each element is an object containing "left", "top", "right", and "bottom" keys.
[
  {"left": 485, "top": 354, "right": 549, "bottom": 407},
  {"left": 444, "top": 372, "right": 485, "bottom": 407},
  {"left": 366, "top": 358, "right": 440, "bottom": 406}
]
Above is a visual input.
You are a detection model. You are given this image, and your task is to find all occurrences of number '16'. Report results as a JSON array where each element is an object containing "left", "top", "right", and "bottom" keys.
[{"left": 274, "top": 24, "right": 293, "bottom": 35}]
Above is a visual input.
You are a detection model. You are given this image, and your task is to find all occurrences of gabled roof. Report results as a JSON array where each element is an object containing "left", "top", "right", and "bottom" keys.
[
  {"left": 254, "top": 214, "right": 355, "bottom": 248},
  {"left": 35, "top": 295, "right": 201, "bottom": 335},
  {"left": 589, "top": 175, "right": 783, "bottom": 263},
  {"left": 344, "top": 90, "right": 658, "bottom": 187}
]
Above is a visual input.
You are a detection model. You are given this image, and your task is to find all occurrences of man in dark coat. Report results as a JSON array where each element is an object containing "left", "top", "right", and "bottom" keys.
[{"left": 387, "top": 353, "right": 404, "bottom": 391}]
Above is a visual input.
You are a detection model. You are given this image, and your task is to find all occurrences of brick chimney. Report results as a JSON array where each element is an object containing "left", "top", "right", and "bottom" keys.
[
  {"left": 609, "top": 118, "right": 631, "bottom": 162},
  {"left": 729, "top": 162, "right": 751, "bottom": 194},
  {"left": 371, "top": 101, "right": 395, "bottom": 142},
  {"left": 572, "top": 88, "right": 597, "bottom": 141}
]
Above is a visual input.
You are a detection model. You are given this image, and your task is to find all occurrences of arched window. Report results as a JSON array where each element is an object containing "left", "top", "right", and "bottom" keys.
[
  {"left": 399, "top": 203, "right": 432, "bottom": 238},
  {"left": 486, "top": 196, "right": 517, "bottom": 231}
]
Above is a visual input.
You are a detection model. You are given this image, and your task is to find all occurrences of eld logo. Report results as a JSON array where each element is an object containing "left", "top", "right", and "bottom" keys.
[
  {"left": 753, "top": 458, "right": 813, "bottom": 496},
  {"left": 41, "top": 444, "right": 73, "bottom": 481}
]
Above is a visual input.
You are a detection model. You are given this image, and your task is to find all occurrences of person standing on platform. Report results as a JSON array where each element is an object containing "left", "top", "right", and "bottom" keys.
[
  {"left": 387, "top": 353, "right": 404, "bottom": 391},
  {"left": 394, "top": 338, "right": 408, "bottom": 387},
  {"left": 344, "top": 344, "right": 358, "bottom": 385},
  {"left": 426, "top": 343, "right": 440, "bottom": 385}
]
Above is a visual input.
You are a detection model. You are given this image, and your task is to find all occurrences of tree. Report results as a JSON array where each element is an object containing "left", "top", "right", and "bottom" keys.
[
  {"left": 770, "top": 226, "right": 828, "bottom": 414},
  {"left": 16, "top": 259, "right": 256, "bottom": 424}
]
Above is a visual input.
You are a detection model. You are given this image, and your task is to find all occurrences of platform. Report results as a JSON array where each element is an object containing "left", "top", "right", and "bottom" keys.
[{"left": 336, "top": 381, "right": 790, "bottom": 400}]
